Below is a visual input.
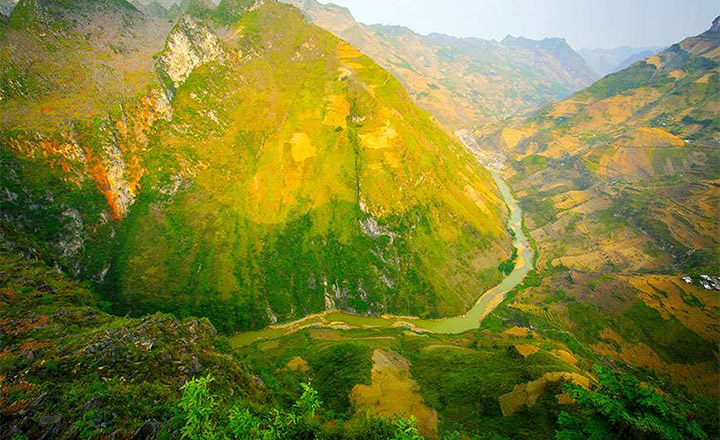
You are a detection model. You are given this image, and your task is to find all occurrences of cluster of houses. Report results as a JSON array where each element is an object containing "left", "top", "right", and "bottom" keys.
[{"left": 682, "top": 275, "right": 720, "bottom": 291}]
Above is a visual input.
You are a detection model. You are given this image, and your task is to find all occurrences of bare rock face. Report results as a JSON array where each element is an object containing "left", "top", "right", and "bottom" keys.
[
  {"left": 157, "top": 16, "right": 225, "bottom": 89},
  {"left": 0, "top": 0, "right": 17, "bottom": 17},
  {"left": 97, "top": 128, "right": 136, "bottom": 219}
]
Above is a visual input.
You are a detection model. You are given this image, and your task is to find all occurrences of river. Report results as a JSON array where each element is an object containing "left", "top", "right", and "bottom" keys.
[{"left": 229, "top": 170, "right": 533, "bottom": 347}]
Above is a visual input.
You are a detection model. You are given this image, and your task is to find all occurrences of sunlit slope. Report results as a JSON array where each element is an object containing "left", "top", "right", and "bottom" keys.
[
  {"left": 474, "top": 17, "right": 719, "bottom": 273},
  {"left": 283, "top": 0, "right": 597, "bottom": 129},
  {"left": 110, "top": 3, "right": 510, "bottom": 331},
  {"left": 0, "top": 0, "right": 510, "bottom": 332}
]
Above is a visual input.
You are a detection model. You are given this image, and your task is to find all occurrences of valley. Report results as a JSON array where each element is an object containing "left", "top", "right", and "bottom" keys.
[
  {"left": 0, "top": 0, "right": 717, "bottom": 439},
  {"left": 229, "top": 169, "right": 534, "bottom": 346}
]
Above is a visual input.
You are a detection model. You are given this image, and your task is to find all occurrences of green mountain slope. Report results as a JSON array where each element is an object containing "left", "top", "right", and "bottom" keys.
[
  {"left": 0, "top": 0, "right": 511, "bottom": 333},
  {"left": 282, "top": 0, "right": 598, "bottom": 129},
  {"left": 467, "top": 16, "right": 720, "bottom": 398},
  {"left": 474, "top": 16, "right": 719, "bottom": 274}
]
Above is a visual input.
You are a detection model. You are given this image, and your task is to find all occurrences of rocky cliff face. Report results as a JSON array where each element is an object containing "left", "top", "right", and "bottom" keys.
[
  {"left": 158, "top": 15, "right": 225, "bottom": 90},
  {"left": 1, "top": 84, "right": 173, "bottom": 279},
  {"left": 0, "top": 0, "right": 16, "bottom": 16},
  {"left": 0, "top": 0, "right": 175, "bottom": 274}
]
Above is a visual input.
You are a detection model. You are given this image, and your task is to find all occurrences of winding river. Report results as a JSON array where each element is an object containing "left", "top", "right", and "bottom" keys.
[{"left": 229, "top": 171, "right": 533, "bottom": 347}]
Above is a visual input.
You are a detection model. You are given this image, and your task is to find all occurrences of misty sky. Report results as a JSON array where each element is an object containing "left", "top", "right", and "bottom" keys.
[{"left": 318, "top": 0, "right": 718, "bottom": 50}]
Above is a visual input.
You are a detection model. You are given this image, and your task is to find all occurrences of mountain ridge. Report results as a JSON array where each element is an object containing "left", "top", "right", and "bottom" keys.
[
  {"left": 473, "top": 15, "right": 719, "bottom": 277},
  {"left": 578, "top": 45, "right": 665, "bottom": 77},
  {"left": 283, "top": 0, "right": 598, "bottom": 129}
]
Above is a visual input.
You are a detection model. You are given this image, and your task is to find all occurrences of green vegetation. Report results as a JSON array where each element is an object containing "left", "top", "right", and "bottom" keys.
[
  {"left": 582, "top": 62, "right": 657, "bottom": 100},
  {"left": 557, "top": 367, "right": 708, "bottom": 440},
  {"left": 514, "top": 154, "right": 549, "bottom": 176},
  {"left": 308, "top": 342, "right": 373, "bottom": 414},
  {"left": 173, "top": 375, "right": 324, "bottom": 440},
  {"left": 178, "top": 375, "right": 221, "bottom": 440},
  {"left": 0, "top": 250, "right": 535, "bottom": 439},
  {"left": 391, "top": 417, "right": 423, "bottom": 440},
  {"left": 0, "top": 250, "right": 545, "bottom": 440},
  {"left": 498, "top": 248, "right": 518, "bottom": 275},
  {"left": 0, "top": 3, "right": 718, "bottom": 440}
]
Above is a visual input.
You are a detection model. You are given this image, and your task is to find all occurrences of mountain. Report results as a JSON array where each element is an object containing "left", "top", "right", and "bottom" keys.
[
  {"left": 131, "top": 0, "right": 172, "bottom": 18},
  {"left": 0, "top": 0, "right": 511, "bottom": 334},
  {"left": 578, "top": 45, "right": 664, "bottom": 77},
  {"left": 0, "top": 2, "right": 718, "bottom": 439},
  {"left": 282, "top": 0, "right": 598, "bottom": 129},
  {"left": 134, "top": 0, "right": 186, "bottom": 8},
  {"left": 613, "top": 48, "right": 663, "bottom": 71},
  {"left": 131, "top": 0, "right": 214, "bottom": 19},
  {"left": 476, "top": 16, "right": 719, "bottom": 274},
  {"left": 468, "top": 16, "right": 720, "bottom": 399}
]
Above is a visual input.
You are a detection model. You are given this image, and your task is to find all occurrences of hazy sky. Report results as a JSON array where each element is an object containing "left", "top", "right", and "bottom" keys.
[{"left": 318, "top": 0, "right": 718, "bottom": 50}]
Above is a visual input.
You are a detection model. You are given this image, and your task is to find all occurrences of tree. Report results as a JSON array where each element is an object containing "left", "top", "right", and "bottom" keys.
[{"left": 556, "top": 367, "right": 707, "bottom": 440}]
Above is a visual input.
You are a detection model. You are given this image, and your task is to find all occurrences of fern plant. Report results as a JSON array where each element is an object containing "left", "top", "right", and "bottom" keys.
[{"left": 556, "top": 366, "right": 708, "bottom": 440}]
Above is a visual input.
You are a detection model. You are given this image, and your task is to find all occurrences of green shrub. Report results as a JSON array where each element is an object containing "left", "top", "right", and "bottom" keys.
[
  {"left": 294, "top": 383, "right": 322, "bottom": 420},
  {"left": 227, "top": 407, "right": 261, "bottom": 440},
  {"left": 178, "top": 375, "right": 219, "bottom": 440},
  {"left": 556, "top": 367, "right": 708, "bottom": 440},
  {"left": 391, "top": 417, "right": 423, "bottom": 440}
]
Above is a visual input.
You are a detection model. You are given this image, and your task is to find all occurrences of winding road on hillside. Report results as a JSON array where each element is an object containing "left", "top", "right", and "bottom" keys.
[{"left": 229, "top": 170, "right": 534, "bottom": 347}]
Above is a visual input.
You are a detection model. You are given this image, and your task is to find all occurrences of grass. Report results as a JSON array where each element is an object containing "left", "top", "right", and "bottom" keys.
[
  {"left": 309, "top": 342, "right": 373, "bottom": 415},
  {"left": 235, "top": 323, "right": 577, "bottom": 439}
]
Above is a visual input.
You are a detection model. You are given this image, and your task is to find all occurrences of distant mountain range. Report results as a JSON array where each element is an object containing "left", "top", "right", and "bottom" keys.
[
  {"left": 578, "top": 45, "right": 665, "bottom": 77},
  {"left": 468, "top": 15, "right": 720, "bottom": 407},
  {"left": 282, "top": 0, "right": 598, "bottom": 129}
]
